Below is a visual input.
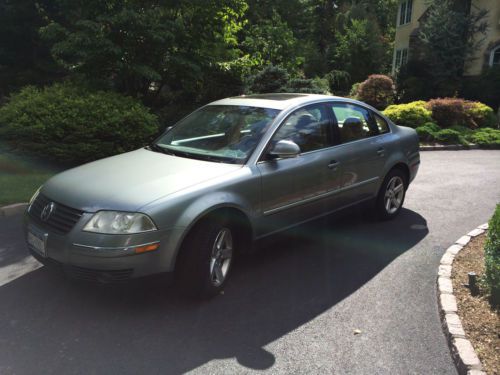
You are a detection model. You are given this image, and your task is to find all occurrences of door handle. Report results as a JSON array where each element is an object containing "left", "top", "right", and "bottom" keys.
[
  {"left": 328, "top": 160, "right": 340, "bottom": 169},
  {"left": 377, "top": 147, "right": 385, "bottom": 156}
]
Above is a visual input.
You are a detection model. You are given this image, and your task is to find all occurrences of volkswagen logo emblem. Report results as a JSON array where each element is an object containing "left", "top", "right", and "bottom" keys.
[{"left": 40, "top": 202, "right": 56, "bottom": 222}]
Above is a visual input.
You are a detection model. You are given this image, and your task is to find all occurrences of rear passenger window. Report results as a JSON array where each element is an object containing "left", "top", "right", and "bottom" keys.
[
  {"left": 374, "top": 113, "right": 390, "bottom": 134},
  {"left": 329, "top": 103, "right": 376, "bottom": 143}
]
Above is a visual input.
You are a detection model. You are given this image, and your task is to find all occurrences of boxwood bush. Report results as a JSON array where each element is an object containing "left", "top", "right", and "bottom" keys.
[
  {"left": 382, "top": 101, "right": 432, "bottom": 128},
  {"left": 0, "top": 83, "right": 159, "bottom": 165},
  {"left": 415, "top": 122, "right": 440, "bottom": 142},
  {"left": 433, "top": 129, "right": 466, "bottom": 145},
  {"left": 485, "top": 204, "right": 500, "bottom": 307},
  {"left": 469, "top": 128, "right": 500, "bottom": 147}
]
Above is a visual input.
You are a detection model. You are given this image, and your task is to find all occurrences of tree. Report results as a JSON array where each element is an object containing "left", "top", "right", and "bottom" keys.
[
  {"left": 40, "top": 0, "right": 248, "bottom": 105},
  {"left": 417, "top": 0, "right": 489, "bottom": 96},
  {"left": 241, "top": 11, "right": 303, "bottom": 73},
  {"left": 0, "top": 0, "right": 61, "bottom": 98},
  {"left": 330, "top": 18, "right": 390, "bottom": 84}
]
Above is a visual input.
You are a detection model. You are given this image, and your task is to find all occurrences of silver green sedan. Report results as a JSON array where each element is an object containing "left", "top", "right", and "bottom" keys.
[{"left": 24, "top": 93, "right": 420, "bottom": 297}]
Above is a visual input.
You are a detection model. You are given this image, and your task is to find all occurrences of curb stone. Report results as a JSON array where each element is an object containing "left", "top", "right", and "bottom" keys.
[
  {"left": 420, "top": 144, "right": 480, "bottom": 151},
  {"left": 0, "top": 203, "right": 28, "bottom": 217},
  {"left": 437, "top": 223, "right": 489, "bottom": 375}
]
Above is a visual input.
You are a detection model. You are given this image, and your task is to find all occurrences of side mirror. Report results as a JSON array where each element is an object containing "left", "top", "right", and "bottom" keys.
[{"left": 269, "top": 140, "right": 301, "bottom": 159}]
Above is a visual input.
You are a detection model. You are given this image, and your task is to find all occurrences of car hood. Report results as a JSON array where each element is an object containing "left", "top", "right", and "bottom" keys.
[{"left": 42, "top": 148, "right": 242, "bottom": 212}]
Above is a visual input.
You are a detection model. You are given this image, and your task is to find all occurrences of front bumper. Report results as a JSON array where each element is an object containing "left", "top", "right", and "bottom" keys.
[{"left": 23, "top": 210, "right": 185, "bottom": 282}]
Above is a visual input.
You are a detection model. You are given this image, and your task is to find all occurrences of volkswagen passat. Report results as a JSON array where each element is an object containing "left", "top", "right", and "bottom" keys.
[{"left": 25, "top": 93, "right": 420, "bottom": 297}]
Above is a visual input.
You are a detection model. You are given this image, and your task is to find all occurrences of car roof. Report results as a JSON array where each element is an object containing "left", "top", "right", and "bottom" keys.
[{"left": 209, "top": 93, "right": 348, "bottom": 110}]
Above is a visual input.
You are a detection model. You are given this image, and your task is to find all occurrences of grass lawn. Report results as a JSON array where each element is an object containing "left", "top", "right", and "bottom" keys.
[{"left": 0, "top": 151, "right": 62, "bottom": 206}]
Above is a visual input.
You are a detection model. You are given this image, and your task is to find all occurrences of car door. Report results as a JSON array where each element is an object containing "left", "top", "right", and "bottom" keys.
[
  {"left": 325, "top": 102, "right": 389, "bottom": 207},
  {"left": 255, "top": 103, "right": 343, "bottom": 237}
]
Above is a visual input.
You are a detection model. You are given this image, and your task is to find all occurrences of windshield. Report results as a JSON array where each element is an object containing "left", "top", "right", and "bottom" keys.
[{"left": 155, "top": 105, "right": 280, "bottom": 164}]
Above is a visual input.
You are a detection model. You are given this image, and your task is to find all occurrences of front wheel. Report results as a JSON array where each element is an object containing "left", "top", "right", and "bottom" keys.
[
  {"left": 375, "top": 169, "right": 407, "bottom": 220},
  {"left": 176, "top": 217, "right": 235, "bottom": 298}
]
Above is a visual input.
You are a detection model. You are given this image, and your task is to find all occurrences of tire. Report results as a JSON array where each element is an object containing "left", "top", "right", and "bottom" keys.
[
  {"left": 375, "top": 168, "right": 408, "bottom": 220},
  {"left": 175, "top": 216, "right": 235, "bottom": 299}
]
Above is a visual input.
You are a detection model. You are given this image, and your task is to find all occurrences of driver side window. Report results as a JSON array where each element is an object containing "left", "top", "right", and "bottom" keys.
[{"left": 271, "top": 104, "right": 331, "bottom": 153}]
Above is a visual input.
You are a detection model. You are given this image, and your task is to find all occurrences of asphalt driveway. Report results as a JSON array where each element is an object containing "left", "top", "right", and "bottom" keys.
[{"left": 0, "top": 150, "right": 499, "bottom": 374}]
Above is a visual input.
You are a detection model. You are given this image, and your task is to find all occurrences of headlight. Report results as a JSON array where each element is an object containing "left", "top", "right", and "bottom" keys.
[{"left": 83, "top": 211, "right": 157, "bottom": 234}]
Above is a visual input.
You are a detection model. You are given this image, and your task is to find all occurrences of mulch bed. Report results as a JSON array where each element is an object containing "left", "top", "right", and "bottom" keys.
[{"left": 451, "top": 234, "right": 499, "bottom": 374}]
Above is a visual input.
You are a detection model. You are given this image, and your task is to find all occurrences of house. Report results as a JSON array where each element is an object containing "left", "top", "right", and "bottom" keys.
[{"left": 392, "top": 0, "right": 500, "bottom": 76}]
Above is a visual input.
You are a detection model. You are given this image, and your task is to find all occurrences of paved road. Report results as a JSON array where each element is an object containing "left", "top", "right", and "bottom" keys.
[{"left": 0, "top": 150, "right": 499, "bottom": 374}]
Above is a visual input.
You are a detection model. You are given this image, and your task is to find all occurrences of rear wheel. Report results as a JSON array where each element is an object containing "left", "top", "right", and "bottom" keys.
[
  {"left": 375, "top": 169, "right": 407, "bottom": 220},
  {"left": 176, "top": 216, "right": 235, "bottom": 298}
]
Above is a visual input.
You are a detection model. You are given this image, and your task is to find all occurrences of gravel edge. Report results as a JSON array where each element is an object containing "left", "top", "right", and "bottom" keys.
[
  {"left": 437, "top": 223, "right": 490, "bottom": 375},
  {"left": 0, "top": 203, "right": 28, "bottom": 217}
]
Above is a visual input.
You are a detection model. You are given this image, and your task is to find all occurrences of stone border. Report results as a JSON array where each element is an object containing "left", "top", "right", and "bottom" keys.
[
  {"left": 438, "top": 223, "right": 490, "bottom": 375},
  {"left": 420, "top": 144, "right": 480, "bottom": 151},
  {"left": 0, "top": 203, "right": 28, "bottom": 217}
]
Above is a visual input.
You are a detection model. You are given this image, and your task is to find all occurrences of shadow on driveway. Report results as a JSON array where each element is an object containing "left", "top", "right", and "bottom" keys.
[{"left": 0, "top": 208, "right": 428, "bottom": 374}]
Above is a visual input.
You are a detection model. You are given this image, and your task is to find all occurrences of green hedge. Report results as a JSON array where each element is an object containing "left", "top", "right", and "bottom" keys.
[
  {"left": 485, "top": 204, "right": 500, "bottom": 307},
  {"left": 383, "top": 99, "right": 497, "bottom": 130},
  {"left": 0, "top": 83, "right": 159, "bottom": 165},
  {"left": 469, "top": 128, "right": 500, "bottom": 147},
  {"left": 383, "top": 101, "right": 432, "bottom": 128}
]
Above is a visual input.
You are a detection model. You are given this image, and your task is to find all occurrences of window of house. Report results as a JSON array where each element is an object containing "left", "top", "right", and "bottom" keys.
[
  {"left": 490, "top": 46, "right": 500, "bottom": 67},
  {"left": 398, "top": 0, "right": 413, "bottom": 26},
  {"left": 394, "top": 48, "right": 408, "bottom": 70}
]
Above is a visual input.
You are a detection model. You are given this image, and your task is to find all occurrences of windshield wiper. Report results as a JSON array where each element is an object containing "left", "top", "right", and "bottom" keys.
[{"left": 146, "top": 144, "right": 173, "bottom": 155}]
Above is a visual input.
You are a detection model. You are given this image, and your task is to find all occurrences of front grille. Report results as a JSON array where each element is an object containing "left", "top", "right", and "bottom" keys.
[
  {"left": 65, "top": 265, "right": 134, "bottom": 283},
  {"left": 28, "top": 193, "right": 84, "bottom": 235}
]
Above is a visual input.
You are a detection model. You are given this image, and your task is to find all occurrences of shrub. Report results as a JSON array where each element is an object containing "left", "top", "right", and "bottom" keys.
[
  {"left": 356, "top": 74, "right": 395, "bottom": 110},
  {"left": 326, "top": 70, "right": 351, "bottom": 94},
  {"left": 484, "top": 204, "right": 500, "bottom": 307},
  {"left": 0, "top": 83, "right": 159, "bottom": 165},
  {"left": 427, "top": 98, "right": 469, "bottom": 128},
  {"left": 282, "top": 77, "right": 329, "bottom": 94},
  {"left": 383, "top": 101, "right": 432, "bottom": 128},
  {"left": 427, "top": 98, "right": 496, "bottom": 129},
  {"left": 465, "top": 101, "right": 497, "bottom": 128},
  {"left": 415, "top": 122, "right": 440, "bottom": 142},
  {"left": 433, "top": 129, "right": 466, "bottom": 144},
  {"left": 469, "top": 128, "right": 500, "bottom": 147},
  {"left": 349, "top": 82, "right": 361, "bottom": 99},
  {"left": 248, "top": 65, "right": 289, "bottom": 93}
]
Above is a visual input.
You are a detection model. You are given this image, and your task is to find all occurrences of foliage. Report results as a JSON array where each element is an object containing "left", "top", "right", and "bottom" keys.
[
  {"left": 331, "top": 18, "right": 390, "bottom": 85},
  {"left": 469, "top": 128, "right": 500, "bottom": 147},
  {"left": 39, "top": 0, "right": 248, "bottom": 104},
  {"left": 465, "top": 101, "right": 497, "bottom": 128},
  {"left": 241, "top": 11, "right": 302, "bottom": 73},
  {"left": 247, "top": 65, "right": 289, "bottom": 93},
  {"left": 415, "top": 122, "right": 440, "bottom": 142},
  {"left": 356, "top": 74, "right": 394, "bottom": 110},
  {"left": 433, "top": 129, "right": 466, "bottom": 145},
  {"left": 416, "top": 0, "right": 489, "bottom": 97},
  {"left": 326, "top": 70, "right": 351, "bottom": 95},
  {"left": 462, "top": 66, "right": 500, "bottom": 112},
  {"left": 0, "top": 0, "right": 62, "bottom": 97},
  {"left": 427, "top": 98, "right": 497, "bottom": 129},
  {"left": 484, "top": 204, "right": 500, "bottom": 307},
  {"left": 383, "top": 101, "right": 432, "bottom": 128},
  {"left": 349, "top": 82, "right": 361, "bottom": 99},
  {"left": 0, "top": 83, "right": 158, "bottom": 165},
  {"left": 283, "top": 77, "right": 330, "bottom": 94}
]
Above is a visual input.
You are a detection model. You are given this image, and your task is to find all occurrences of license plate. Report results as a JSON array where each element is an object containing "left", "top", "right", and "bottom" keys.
[{"left": 28, "top": 228, "right": 48, "bottom": 257}]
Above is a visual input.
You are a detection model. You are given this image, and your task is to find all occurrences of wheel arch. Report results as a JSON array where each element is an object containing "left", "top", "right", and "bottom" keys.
[{"left": 172, "top": 204, "right": 254, "bottom": 269}]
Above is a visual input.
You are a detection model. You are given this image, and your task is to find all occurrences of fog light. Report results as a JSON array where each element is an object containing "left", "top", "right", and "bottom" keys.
[{"left": 134, "top": 242, "right": 160, "bottom": 254}]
